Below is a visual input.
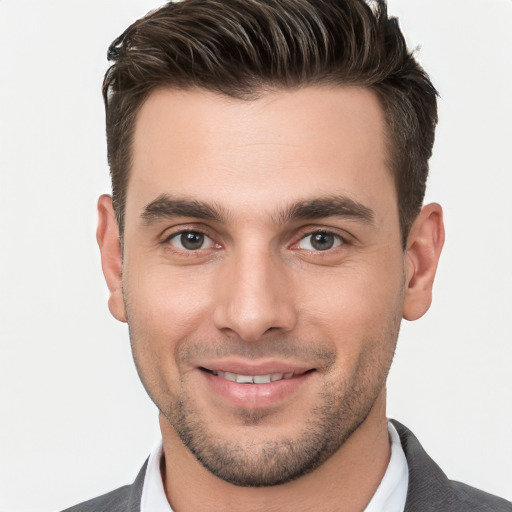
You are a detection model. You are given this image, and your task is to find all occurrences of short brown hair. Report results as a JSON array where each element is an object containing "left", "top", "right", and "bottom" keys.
[{"left": 103, "top": 0, "right": 438, "bottom": 246}]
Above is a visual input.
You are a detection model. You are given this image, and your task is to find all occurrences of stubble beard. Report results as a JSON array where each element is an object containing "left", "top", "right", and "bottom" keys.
[
  {"left": 153, "top": 330, "right": 398, "bottom": 488},
  {"left": 126, "top": 293, "right": 402, "bottom": 488},
  {"left": 163, "top": 374, "right": 382, "bottom": 487}
]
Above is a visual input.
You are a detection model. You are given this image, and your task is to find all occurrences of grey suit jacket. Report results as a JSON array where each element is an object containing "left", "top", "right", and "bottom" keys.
[{"left": 61, "top": 421, "right": 512, "bottom": 512}]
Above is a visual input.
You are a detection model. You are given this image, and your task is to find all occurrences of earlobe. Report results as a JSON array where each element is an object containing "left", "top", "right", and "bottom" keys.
[
  {"left": 96, "top": 194, "right": 127, "bottom": 323},
  {"left": 402, "top": 203, "right": 445, "bottom": 321}
]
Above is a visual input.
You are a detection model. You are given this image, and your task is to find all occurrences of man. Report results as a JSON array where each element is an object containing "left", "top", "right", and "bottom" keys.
[{"left": 63, "top": 0, "right": 511, "bottom": 510}]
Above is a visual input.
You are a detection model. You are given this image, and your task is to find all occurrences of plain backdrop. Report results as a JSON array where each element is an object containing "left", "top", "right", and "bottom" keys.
[{"left": 0, "top": 1, "right": 511, "bottom": 510}]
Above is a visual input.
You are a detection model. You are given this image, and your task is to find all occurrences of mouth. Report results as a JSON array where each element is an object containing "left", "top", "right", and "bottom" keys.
[
  {"left": 200, "top": 368, "right": 313, "bottom": 384},
  {"left": 198, "top": 364, "right": 316, "bottom": 409}
]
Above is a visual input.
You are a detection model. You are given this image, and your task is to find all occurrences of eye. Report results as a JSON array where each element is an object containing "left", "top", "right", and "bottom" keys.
[
  {"left": 297, "top": 232, "right": 343, "bottom": 251},
  {"left": 168, "top": 231, "right": 216, "bottom": 251}
]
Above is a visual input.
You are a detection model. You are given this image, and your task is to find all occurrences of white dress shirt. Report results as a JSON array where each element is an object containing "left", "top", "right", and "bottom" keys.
[{"left": 140, "top": 421, "right": 408, "bottom": 512}]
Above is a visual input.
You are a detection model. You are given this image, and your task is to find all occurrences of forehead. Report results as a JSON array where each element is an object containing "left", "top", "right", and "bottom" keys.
[{"left": 127, "top": 86, "right": 395, "bottom": 224}]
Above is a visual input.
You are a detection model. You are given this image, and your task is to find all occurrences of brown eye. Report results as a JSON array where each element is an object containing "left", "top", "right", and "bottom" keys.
[
  {"left": 298, "top": 232, "right": 342, "bottom": 251},
  {"left": 169, "top": 231, "right": 212, "bottom": 251}
]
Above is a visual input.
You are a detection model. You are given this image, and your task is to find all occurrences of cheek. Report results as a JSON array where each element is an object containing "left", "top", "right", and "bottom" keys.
[
  {"left": 127, "top": 264, "right": 214, "bottom": 326},
  {"left": 123, "top": 267, "right": 217, "bottom": 409},
  {"left": 296, "top": 256, "right": 404, "bottom": 354},
  {"left": 123, "top": 264, "right": 218, "bottom": 382}
]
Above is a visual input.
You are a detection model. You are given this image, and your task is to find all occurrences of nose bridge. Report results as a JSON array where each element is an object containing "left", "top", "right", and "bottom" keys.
[{"left": 213, "top": 241, "right": 297, "bottom": 341}]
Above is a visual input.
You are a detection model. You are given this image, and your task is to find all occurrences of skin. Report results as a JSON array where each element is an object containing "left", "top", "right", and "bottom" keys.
[{"left": 97, "top": 86, "right": 444, "bottom": 511}]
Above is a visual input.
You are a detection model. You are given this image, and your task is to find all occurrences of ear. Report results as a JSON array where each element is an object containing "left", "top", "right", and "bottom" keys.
[
  {"left": 402, "top": 203, "right": 445, "bottom": 321},
  {"left": 96, "top": 194, "right": 127, "bottom": 323}
]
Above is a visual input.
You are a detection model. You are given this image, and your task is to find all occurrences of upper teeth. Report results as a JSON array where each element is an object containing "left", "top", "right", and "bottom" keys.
[{"left": 211, "top": 371, "right": 295, "bottom": 384}]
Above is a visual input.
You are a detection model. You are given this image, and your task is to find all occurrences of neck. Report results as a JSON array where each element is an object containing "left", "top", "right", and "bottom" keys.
[{"left": 159, "top": 391, "right": 390, "bottom": 512}]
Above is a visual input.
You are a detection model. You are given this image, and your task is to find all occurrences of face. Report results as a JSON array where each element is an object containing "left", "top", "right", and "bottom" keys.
[{"left": 99, "top": 86, "right": 434, "bottom": 487}]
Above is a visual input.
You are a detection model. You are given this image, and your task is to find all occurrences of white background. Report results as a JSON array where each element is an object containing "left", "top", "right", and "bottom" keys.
[{"left": 0, "top": 1, "right": 511, "bottom": 510}]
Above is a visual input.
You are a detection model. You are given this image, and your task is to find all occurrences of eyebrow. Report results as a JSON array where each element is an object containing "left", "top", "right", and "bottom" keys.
[
  {"left": 140, "top": 194, "right": 375, "bottom": 226},
  {"left": 272, "top": 196, "right": 375, "bottom": 225},
  {"left": 141, "top": 194, "right": 227, "bottom": 224}
]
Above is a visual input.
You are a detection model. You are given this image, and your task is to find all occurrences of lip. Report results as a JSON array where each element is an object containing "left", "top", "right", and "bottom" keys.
[
  {"left": 198, "top": 359, "right": 315, "bottom": 409},
  {"left": 199, "top": 359, "right": 313, "bottom": 376}
]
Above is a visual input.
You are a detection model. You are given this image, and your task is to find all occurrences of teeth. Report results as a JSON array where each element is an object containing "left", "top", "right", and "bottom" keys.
[
  {"left": 253, "top": 375, "right": 272, "bottom": 384},
  {"left": 236, "top": 374, "right": 254, "bottom": 384},
  {"left": 224, "top": 372, "right": 237, "bottom": 382},
  {"left": 214, "top": 371, "right": 296, "bottom": 384}
]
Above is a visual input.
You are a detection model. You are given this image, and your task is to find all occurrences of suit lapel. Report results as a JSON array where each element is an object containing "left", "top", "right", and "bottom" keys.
[
  {"left": 126, "top": 459, "right": 149, "bottom": 512},
  {"left": 391, "top": 420, "right": 454, "bottom": 512}
]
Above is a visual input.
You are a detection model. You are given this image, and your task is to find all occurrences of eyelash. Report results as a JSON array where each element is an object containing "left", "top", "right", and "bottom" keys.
[
  {"left": 294, "top": 231, "right": 346, "bottom": 252},
  {"left": 163, "top": 228, "right": 219, "bottom": 253},
  {"left": 160, "top": 227, "right": 350, "bottom": 255}
]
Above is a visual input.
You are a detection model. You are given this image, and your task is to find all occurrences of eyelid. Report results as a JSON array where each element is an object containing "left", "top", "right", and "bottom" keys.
[
  {"left": 161, "top": 223, "right": 214, "bottom": 241},
  {"left": 161, "top": 225, "right": 222, "bottom": 252},
  {"left": 291, "top": 225, "right": 353, "bottom": 248},
  {"left": 296, "top": 231, "right": 344, "bottom": 251},
  {"left": 169, "top": 231, "right": 215, "bottom": 249}
]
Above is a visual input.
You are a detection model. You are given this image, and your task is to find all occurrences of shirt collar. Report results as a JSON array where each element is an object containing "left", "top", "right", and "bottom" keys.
[
  {"left": 140, "top": 439, "right": 172, "bottom": 512},
  {"left": 363, "top": 421, "right": 409, "bottom": 512}
]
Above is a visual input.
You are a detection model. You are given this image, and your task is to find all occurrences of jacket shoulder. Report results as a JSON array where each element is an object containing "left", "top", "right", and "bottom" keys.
[
  {"left": 391, "top": 420, "right": 512, "bottom": 512},
  {"left": 59, "top": 485, "right": 131, "bottom": 512},
  {"left": 447, "top": 480, "right": 512, "bottom": 512},
  {"left": 59, "top": 459, "right": 148, "bottom": 512}
]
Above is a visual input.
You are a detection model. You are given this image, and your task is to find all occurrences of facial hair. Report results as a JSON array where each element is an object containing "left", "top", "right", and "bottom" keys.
[{"left": 130, "top": 323, "right": 400, "bottom": 487}]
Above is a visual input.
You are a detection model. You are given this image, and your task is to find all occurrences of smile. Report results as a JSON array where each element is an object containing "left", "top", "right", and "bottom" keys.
[
  {"left": 199, "top": 366, "right": 315, "bottom": 408},
  {"left": 206, "top": 370, "right": 299, "bottom": 384}
]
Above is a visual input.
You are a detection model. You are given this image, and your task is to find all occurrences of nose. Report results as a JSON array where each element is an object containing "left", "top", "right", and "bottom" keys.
[{"left": 212, "top": 246, "right": 298, "bottom": 341}]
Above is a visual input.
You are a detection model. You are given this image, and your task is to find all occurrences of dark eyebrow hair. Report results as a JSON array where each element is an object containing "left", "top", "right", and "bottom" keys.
[
  {"left": 141, "top": 193, "right": 374, "bottom": 227},
  {"left": 273, "top": 196, "right": 375, "bottom": 225},
  {"left": 141, "top": 194, "right": 227, "bottom": 224}
]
